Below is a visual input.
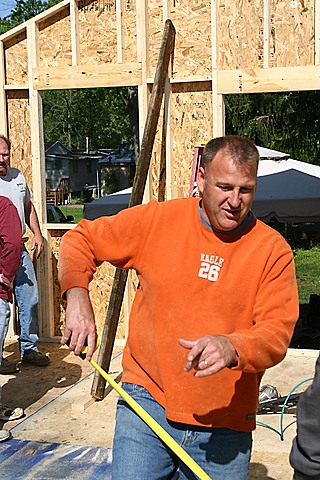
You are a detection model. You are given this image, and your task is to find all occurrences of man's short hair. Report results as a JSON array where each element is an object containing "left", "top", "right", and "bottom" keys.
[{"left": 201, "top": 135, "right": 259, "bottom": 172}]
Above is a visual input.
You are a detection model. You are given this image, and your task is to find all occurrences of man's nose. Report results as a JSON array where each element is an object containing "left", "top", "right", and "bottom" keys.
[{"left": 228, "top": 189, "right": 241, "bottom": 207}]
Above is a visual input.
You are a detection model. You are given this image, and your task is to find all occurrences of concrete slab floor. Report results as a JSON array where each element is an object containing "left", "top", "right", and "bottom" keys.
[{"left": 1, "top": 336, "right": 318, "bottom": 480}]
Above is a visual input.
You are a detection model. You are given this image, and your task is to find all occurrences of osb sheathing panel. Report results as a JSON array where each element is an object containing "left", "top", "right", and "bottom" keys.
[
  {"left": 51, "top": 233, "right": 127, "bottom": 339},
  {"left": 218, "top": 0, "right": 264, "bottom": 70},
  {"left": 218, "top": 0, "right": 314, "bottom": 70},
  {"left": 78, "top": 2, "right": 119, "bottom": 65},
  {"left": 148, "top": 0, "right": 165, "bottom": 77},
  {"left": 4, "top": 33, "right": 28, "bottom": 86},
  {"left": 122, "top": 0, "right": 138, "bottom": 63},
  {"left": 39, "top": 10, "right": 72, "bottom": 68},
  {"left": 270, "top": 0, "right": 314, "bottom": 67},
  {"left": 150, "top": 83, "right": 212, "bottom": 200},
  {"left": 170, "top": 84, "right": 213, "bottom": 199},
  {"left": 148, "top": 0, "right": 212, "bottom": 79},
  {"left": 7, "top": 92, "right": 33, "bottom": 190},
  {"left": 170, "top": 0, "right": 212, "bottom": 78}
]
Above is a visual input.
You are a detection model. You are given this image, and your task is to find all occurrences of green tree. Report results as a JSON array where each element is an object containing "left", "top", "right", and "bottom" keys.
[
  {"left": 42, "top": 87, "right": 138, "bottom": 151},
  {"left": 225, "top": 91, "right": 320, "bottom": 165},
  {"left": 0, "top": 0, "right": 59, "bottom": 33}
]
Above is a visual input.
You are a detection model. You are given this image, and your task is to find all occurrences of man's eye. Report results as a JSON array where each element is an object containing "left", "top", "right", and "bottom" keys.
[{"left": 240, "top": 188, "right": 254, "bottom": 194}]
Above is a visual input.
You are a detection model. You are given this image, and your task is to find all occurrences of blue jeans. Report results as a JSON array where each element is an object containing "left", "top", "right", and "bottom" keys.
[
  {"left": 13, "top": 246, "right": 39, "bottom": 355},
  {"left": 0, "top": 298, "right": 11, "bottom": 404},
  {"left": 112, "top": 383, "right": 252, "bottom": 480}
]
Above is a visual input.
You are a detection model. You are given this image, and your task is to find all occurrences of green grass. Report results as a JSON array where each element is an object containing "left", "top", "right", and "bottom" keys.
[
  {"left": 294, "top": 247, "right": 320, "bottom": 305},
  {"left": 59, "top": 205, "right": 84, "bottom": 224}
]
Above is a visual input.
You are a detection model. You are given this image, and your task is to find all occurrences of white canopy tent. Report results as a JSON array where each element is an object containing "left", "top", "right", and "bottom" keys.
[
  {"left": 253, "top": 147, "right": 320, "bottom": 223},
  {"left": 84, "top": 146, "right": 320, "bottom": 224}
]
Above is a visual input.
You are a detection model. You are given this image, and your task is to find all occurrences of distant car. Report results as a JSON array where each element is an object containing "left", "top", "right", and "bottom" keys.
[{"left": 46, "top": 205, "right": 74, "bottom": 223}]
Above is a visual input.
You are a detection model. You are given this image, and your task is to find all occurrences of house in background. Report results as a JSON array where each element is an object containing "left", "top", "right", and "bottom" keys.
[
  {"left": 45, "top": 141, "right": 114, "bottom": 203},
  {"left": 98, "top": 148, "right": 136, "bottom": 196}
]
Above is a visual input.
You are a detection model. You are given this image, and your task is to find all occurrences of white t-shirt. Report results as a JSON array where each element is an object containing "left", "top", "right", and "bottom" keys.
[{"left": 0, "top": 167, "right": 31, "bottom": 235}]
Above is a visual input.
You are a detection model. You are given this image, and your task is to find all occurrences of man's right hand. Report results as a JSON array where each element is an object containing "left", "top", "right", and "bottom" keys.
[{"left": 61, "top": 287, "right": 97, "bottom": 360}]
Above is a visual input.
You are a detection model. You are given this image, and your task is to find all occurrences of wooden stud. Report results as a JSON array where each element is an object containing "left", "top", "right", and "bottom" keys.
[
  {"left": 70, "top": 0, "right": 80, "bottom": 66},
  {"left": 315, "top": 0, "right": 320, "bottom": 65},
  {"left": 33, "top": 63, "right": 142, "bottom": 90},
  {"left": 211, "top": 0, "right": 225, "bottom": 137},
  {"left": 136, "top": 0, "right": 151, "bottom": 203},
  {"left": 263, "top": 0, "right": 270, "bottom": 68},
  {"left": 217, "top": 66, "right": 320, "bottom": 94},
  {"left": 27, "top": 21, "right": 53, "bottom": 339},
  {"left": 0, "top": 42, "right": 7, "bottom": 134},
  {"left": 116, "top": 0, "right": 125, "bottom": 63}
]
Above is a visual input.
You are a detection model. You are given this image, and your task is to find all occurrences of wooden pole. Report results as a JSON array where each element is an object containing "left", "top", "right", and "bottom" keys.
[{"left": 91, "top": 19, "right": 175, "bottom": 400}]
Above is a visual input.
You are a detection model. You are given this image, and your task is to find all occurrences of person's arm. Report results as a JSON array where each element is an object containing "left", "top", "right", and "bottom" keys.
[
  {"left": 25, "top": 201, "right": 44, "bottom": 257},
  {"left": 290, "top": 355, "right": 320, "bottom": 477},
  {"left": 60, "top": 287, "right": 97, "bottom": 360},
  {"left": 58, "top": 206, "right": 144, "bottom": 358}
]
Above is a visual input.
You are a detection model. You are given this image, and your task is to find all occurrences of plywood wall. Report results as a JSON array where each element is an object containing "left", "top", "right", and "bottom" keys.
[
  {"left": 218, "top": 0, "right": 264, "bottom": 69},
  {"left": 270, "top": 0, "right": 314, "bottom": 67},
  {"left": 171, "top": 85, "right": 212, "bottom": 197},
  {"left": 6, "top": 92, "right": 33, "bottom": 188},
  {"left": 4, "top": 34, "right": 28, "bottom": 85},
  {"left": 39, "top": 11, "right": 72, "bottom": 68}
]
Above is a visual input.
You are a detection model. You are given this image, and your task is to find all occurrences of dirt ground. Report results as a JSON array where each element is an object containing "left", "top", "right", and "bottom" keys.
[{"left": 0, "top": 334, "right": 318, "bottom": 480}]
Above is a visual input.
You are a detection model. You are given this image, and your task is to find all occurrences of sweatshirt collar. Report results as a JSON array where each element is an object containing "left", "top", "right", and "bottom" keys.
[{"left": 198, "top": 200, "right": 255, "bottom": 236}]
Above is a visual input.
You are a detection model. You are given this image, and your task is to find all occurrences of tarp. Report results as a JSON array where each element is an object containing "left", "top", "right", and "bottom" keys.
[
  {"left": 83, "top": 187, "right": 131, "bottom": 220},
  {"left": 252, "top": 169, "right": 320, "bottom": 223},
  {"left": 253, "top": 148, "right": 320, "bottom": 223}
]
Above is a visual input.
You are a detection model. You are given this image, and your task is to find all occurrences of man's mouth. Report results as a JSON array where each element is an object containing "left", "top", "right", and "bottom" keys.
[{"left": 224, "top": 209, "right": 241, "bottom": 216}]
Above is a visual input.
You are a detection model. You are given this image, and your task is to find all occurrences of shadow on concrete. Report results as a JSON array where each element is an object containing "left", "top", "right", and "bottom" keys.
[
  {"left": 0, "top": 340, "right": 86, "bottom": 429},
  {"left": 249, "top": 462, "right": 276, "bottom": 479}
]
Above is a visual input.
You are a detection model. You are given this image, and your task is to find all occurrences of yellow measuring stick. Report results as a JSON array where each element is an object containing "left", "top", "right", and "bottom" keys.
[{"left": 89, "top": 357, "right": 212, "bottom": 480}]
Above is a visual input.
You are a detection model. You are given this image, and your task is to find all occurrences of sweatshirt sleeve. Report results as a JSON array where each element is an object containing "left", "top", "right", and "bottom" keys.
[
  {"left": 58, "top": 202, "right": 152, "bottom": 296},
  {"left": 290, "top": 354, "right": 320, "bottom": 477},
  {"left": 227, "top": 233, "right": 299, "bottom": 372},
  {"left": 0, "top": 200, "right": 22, "bottom": 283}
]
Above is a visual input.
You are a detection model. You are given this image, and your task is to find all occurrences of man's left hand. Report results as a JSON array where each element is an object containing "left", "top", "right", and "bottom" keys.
[
  {"left": 179, "top": 335, "right": 238, "bottom": 377},
  {"left": 31, "top": 234, "right": 44, "bottom": 258}
]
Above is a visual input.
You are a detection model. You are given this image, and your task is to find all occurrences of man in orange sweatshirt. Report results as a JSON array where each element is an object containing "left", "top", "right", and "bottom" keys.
[{"left": 58, "top": 135, "right": 299, "bottom": 480}]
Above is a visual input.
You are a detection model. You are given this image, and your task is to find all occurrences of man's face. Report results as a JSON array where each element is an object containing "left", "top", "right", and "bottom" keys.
[
  {"left": 0, "top": 140, "right": 10, "bottom": 177},
  {"left": 196, "top": 149, "right": 257, "bottom": 231}
]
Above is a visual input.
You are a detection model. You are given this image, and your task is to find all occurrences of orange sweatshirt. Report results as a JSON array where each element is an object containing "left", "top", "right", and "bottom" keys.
[{"left": 59, "top": 197, "right": 299, "bottom": 431}]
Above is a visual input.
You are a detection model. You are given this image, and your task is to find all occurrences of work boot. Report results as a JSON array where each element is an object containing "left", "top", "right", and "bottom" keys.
[
  {"left": 0, "top": 358, "right": 19, "bottom": 375},
  {"left": 21, "top": 350, "right": 50, "bottom": 366}
]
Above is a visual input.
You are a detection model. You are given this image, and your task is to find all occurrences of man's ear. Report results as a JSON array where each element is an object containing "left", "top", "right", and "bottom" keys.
[{"left": 196, "top": 166, "right": 205, "bottom": 194}]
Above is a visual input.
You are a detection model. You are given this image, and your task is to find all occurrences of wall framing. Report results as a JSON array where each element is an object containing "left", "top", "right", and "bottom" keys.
[{"left": 0, "top": 0, "right": 318, "bottom": 340}]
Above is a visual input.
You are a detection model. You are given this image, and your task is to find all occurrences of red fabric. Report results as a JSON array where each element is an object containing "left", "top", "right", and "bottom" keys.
[{"left": 0, "top": 196, "right": 22, "bottom": 301}]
